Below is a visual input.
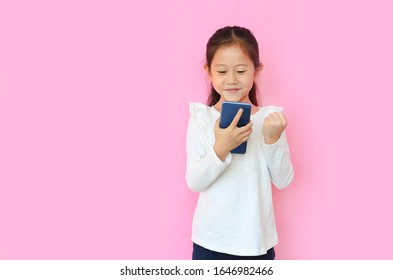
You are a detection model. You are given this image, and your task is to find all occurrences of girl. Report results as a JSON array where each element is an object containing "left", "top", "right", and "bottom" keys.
[{"left": 186, "top": 26, "right": 294, "bottom": 260}]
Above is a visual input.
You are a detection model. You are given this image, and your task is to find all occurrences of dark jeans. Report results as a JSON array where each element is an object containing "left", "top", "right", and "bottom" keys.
[{"left": 192, "top": 243, "right": 275, "bottom": 260}]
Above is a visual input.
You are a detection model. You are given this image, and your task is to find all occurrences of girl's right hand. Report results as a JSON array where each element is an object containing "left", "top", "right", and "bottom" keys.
[{"left": 213, "top": 109, "right": 253, "bottom": 161}]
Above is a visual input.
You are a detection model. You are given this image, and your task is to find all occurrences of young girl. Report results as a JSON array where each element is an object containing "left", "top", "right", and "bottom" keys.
[{"left": 186, "top": 26, "right": 294, "bottom": 260}]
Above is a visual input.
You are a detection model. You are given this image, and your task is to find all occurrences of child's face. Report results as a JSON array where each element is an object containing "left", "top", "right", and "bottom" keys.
[{"left": 206, "top": 45, "right": 258, "bottom": 105}]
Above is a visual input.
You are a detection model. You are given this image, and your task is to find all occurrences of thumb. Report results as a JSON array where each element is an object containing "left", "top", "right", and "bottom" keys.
[{"left": 215, "top": 118, "right": 221, "bottom": 129}]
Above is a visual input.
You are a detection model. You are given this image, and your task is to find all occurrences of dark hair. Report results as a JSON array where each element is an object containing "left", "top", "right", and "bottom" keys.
[{"left": 206, "top": 26, "right": 262, "bottom": 106}]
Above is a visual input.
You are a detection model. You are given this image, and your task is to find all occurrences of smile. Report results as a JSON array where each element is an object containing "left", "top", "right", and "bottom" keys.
[{"left": 225, "top": 88, "right": 240, "bottom": 93}]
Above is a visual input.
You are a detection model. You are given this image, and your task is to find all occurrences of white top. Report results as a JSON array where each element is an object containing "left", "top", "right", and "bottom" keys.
[{"left": 186, "top": 102, "right": 294, "bottom": 256}]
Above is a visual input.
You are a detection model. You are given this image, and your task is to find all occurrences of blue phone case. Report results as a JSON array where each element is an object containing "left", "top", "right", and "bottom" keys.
[{"left": 219, "top": 101, "right": 251, "bottom": 154}]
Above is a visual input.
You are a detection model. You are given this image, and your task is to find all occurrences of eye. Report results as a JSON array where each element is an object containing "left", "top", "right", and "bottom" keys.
[
  {"left": 237, "top": 70, "right": 246, "bottom": 74},
  {"left": 217, "top": 71, "right": 227, "bottom": 74}
]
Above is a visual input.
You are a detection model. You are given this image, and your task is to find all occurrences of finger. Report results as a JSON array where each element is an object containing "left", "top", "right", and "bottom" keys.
[
  {"left": 278, "top": 112, "right": 287, "bottom": 125},
  {"left": 230, "top": 108, "right": 244, "bottom": 128},
  {"left": 215, "top": 118, "right": 221, "bottom": 129},
  {"left": 240, "top": 135, "right": 251, "bottom": 143},
  {"left": 264, "top": 115, "right": 271, "bottom": 124},
  {"left": 238, "top": 121, "right": 253, "bottom": 133},
  {"left": 266, "top": 113, "right": 276, "bottom": 121},
  {"left": 239, "top": 129, "right": 252, "bottom": 139},
  {"left": 239, "top": 124, "right": 252, "bottom": 135},
  {"left": 272, "top": 112, "right": 280, "bottom": 120}
]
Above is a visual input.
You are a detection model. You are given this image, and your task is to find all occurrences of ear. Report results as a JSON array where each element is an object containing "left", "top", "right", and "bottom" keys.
[
  {"left": 204, "top": 64, "right": 212, "bottom": 82},
  {"left": 254, "top": 63, "right": 263, "bottom": 79}
]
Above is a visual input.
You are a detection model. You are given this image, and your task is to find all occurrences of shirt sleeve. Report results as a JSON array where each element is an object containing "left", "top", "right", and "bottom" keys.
[
  {"left": 262, "top": 130, "right": 294, "bottom": 189},
  {"left": 185, "top": 104, "right": 231, "bottom": 192}
]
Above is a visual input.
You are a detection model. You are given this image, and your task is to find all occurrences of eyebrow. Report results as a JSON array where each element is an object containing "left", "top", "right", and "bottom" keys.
[{"left": 214, "top": 63, "right": 249, "bottom": 67}]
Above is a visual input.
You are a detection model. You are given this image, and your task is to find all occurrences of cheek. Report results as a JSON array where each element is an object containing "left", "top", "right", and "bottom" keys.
[
  {"left": 242, "top": 75, "right": 255, "bottom": 87},
  {"left": 245, "top": 79, "right": 255, "bottom": 93},
  {"left": 211, "top": 75, "right": 223, "bottom": 86}
]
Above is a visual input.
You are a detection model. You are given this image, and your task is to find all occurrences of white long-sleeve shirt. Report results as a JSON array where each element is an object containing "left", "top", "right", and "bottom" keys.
[{"left": 186, "top": 102, "right": 294, "bottom": 256}]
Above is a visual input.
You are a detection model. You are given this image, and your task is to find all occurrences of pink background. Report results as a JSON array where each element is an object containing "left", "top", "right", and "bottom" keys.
[{"left": 1, "top": 0, "right": 393, "bottom": 259}]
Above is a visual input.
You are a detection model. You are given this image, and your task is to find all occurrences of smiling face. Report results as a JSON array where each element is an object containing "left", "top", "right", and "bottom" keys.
[{"left": 205, "top": 45, "right": 258, "bottom": 109}]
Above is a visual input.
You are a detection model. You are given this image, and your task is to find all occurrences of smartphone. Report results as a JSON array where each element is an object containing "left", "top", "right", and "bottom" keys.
[{"left": 219, "top": 101, "right": 252, "bottom": 154}]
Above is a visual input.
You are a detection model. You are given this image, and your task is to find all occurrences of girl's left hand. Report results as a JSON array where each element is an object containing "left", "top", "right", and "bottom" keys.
[{"left": 263, "top": 112, "right": 288, "bottom": 144}]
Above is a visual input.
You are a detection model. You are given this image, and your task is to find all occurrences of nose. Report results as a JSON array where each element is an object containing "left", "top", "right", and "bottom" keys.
[{"left": 227, "top": 71, "right": 238, "bottom": 85}]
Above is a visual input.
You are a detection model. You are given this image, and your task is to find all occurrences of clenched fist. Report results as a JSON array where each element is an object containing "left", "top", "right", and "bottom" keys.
[{"left": 263, "top": 112, "right": 287, "bottom": 144}]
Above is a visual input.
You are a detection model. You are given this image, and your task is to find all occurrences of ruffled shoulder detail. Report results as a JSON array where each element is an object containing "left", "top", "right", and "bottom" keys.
[
  {"left": 189, "top": 102, "right": 211, "bottom": 123},
  {"left": 260, "top": 105, "right": 284, "bottom": 118},
  {"left": 189, "top": 102, "right": 209, "bottom": 112}
]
